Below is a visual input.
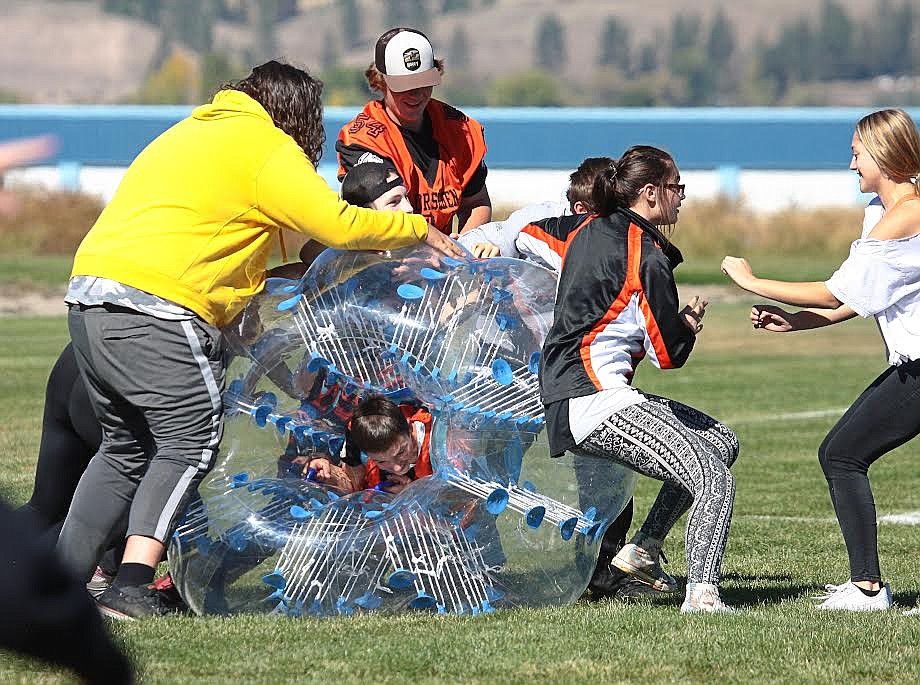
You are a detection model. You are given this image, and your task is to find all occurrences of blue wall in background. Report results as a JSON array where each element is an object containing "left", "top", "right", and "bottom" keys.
[{"left": 0, "top": 105, "right": 917, "bottom": 171}]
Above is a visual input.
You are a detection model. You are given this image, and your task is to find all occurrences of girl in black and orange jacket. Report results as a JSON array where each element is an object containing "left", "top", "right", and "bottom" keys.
[{"left": 538, "top": 146, "right": 740, "bottom": 613}]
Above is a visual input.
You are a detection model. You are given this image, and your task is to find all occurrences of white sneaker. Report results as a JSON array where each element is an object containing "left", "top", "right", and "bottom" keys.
[
  {"left": 903, "top": 605, "right": 920, "bottom": 616},
  {"left": 816, "top": 581, "right": 892, "bottom": 612},
  {"left": 680, "top": 582, "right": 734, "bottom": 614},
  {"left": 611, "top": 543, "right": 678, "bottom": 593},
  {"left": 814, "top": 582, "right": 847, "bottom": 600}
]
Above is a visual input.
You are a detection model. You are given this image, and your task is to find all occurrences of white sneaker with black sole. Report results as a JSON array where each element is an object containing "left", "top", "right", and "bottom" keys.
[
  {"left": 611, "top": 543, "right": 678, "bottom": 593},
  {"left": 816, "top": 580, "right": 892, "bottom": 612}
]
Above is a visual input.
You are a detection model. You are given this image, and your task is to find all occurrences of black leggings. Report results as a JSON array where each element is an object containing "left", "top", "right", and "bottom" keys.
[
  {"left": 20, "top": 343, "right": 100, "bottom": 530},
  {"left": 19, "top": 344, "right": 126, "bottom": 573},
  {"left": 818, "top": 358, "right": 920, "bottom": 584}
]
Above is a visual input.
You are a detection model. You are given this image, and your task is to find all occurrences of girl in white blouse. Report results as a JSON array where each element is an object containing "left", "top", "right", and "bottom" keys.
[{"left": 721, "top": 108, "right": 920, "bottom": 613}]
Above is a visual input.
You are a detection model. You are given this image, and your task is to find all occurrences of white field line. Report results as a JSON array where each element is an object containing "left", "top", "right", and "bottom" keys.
[
  {"left": 738, "top": 512, "right": 920, "bottom": 526},
  {"left": 879, "top": 511, "right": 920, "bottom": 525},
  {"left": 724, "top": 407, "right": 848, "bottom": 425},
  {"left": 737, "top": 514, "right": 837, "bottom": 524}
]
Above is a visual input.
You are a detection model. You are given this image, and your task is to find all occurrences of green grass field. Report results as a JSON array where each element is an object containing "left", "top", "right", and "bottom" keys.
[{"left": 3, "top": 299, "right": 920, "bottom": 684}]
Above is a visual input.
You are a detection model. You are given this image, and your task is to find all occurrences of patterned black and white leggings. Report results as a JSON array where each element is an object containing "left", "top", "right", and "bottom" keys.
[{"left": 575, "top": 394, "right": 739, "bottom": 584}]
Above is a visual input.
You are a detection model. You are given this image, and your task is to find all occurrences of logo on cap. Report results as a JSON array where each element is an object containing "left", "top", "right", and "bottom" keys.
[{"left": 403, "top": 48, "right": 421, "bottom": 71}]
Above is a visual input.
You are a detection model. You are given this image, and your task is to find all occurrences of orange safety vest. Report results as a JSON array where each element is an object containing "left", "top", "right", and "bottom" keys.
[
  {"left": 364, "top": 405, "right": 434, "bottom": 489},
  {"left": 337, "top": 99, "right": 487, "bottom": 233}
]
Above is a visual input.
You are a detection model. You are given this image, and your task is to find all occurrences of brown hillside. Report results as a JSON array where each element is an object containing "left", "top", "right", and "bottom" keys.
[
  {"left": 0, "top": 0, "right": 874, "bottom": 104},
  {"left": 0, "top": 0, "right": 159, "bottom": 103},
  {"left": 274, "top": 0, "right": 872, "bottom": 86}
]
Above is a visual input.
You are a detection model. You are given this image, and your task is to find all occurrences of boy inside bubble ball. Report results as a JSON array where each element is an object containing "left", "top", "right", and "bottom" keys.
[
  {"left": 295, "top": 395, "right": 435, "bottom": 495},
  {"left": 276, "top": 161, "right": 493, "bottom": 492}
]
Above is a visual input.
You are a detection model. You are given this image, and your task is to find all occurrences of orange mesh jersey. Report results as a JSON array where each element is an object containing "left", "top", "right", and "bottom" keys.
[{"left": 337, "top": 99, "right": 487, "bottom": 233}]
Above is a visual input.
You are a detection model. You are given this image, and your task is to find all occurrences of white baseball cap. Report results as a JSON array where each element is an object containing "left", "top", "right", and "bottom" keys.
[{"left": 375, "top": 27, "right": 442, "bottom": 93}]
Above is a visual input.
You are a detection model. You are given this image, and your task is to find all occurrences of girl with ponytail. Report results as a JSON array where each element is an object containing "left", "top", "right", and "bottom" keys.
[{"left": 538, "top": 145, "right": 740, "bottom": 613}]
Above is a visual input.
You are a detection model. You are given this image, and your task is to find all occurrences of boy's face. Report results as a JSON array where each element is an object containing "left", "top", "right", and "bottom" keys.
[
  {"left": 369, "top": 173, "right": 413, "bottom": 213},
  {"left": 383, "top": 86, "right": 433, "bottom": 129},
  {"left": 366, "top": 433, "right": 417, "bottom": 475}
]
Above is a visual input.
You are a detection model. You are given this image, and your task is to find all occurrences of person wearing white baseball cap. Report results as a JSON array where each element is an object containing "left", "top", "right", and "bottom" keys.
[{"left": 336, "top": 27, "right": 492, "bottom": 236}]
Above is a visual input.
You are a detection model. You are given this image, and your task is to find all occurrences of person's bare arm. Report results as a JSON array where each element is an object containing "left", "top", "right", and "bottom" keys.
[
  {"left": 750, "top": 304, "right": 857, "bottom": 332},
  {"left": 457, "top": 185, "right": 492, "bottom": 234},
  {"left": 0, "top": 135, "right": 57, "bottom": 214},
  {"left": 423, "top": 224, "right": 465, "bottom": 258},
  {"left": 721, "top": 256, "right": 842, "bottom": 308}
]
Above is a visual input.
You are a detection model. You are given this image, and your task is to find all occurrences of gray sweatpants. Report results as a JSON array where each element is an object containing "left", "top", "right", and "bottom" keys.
[{"left": 59, "top": 304, "right": 224, "bottom": 582}]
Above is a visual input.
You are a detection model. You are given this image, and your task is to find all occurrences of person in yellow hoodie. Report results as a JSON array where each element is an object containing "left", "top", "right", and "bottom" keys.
[{"left": 58, "top": 60, "right": 463, "bottom": 620}]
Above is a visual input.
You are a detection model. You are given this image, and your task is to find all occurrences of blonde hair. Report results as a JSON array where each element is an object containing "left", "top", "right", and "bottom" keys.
[
  {"left": 364, "top": 59, "right": 445, "bottom": 94},
  {"left": 856, "top": 108, "right": 920, "bottom": 196}
]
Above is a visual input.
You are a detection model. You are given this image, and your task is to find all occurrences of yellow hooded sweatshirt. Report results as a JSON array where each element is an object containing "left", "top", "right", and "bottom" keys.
[{"left": 70, "top": 90, "right": 428, "bottom": 327}]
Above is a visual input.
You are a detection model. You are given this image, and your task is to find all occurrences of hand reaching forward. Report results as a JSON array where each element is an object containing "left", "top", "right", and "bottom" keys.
[
  {"left": 721, "top": 256, "right": 755, "bottom": 290},
  {"left": 305, "top": 457, "right": 333, "bottom": 480},
  {"left": 751, "top": 305, "right": 793, "bottom": 332},
  {"left": 470, "top": 241, "right": 500, "bottom": 258},
  {"left": 423, "top": 224, "right": 466, "bottom": 259},
  {"left": 378, "top": 473, "right": 411, "bottom": 495},
  {"left": 680, "top": 295, "right": 708, "bottom": 334}
]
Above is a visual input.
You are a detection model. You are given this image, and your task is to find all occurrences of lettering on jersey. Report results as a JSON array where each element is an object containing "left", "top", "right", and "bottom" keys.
[
  {"left": 418, "top": 189, "right": 461, "bottom": 213},
  {"left": 347, "top": 113, "right": 369, "bottom": 135},
  {"left": 347, "top": 114, "right": 387, "bottom": 138}
]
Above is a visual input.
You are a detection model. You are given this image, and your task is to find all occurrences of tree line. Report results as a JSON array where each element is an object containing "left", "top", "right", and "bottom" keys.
[{"left": 45, "top": 0, "right": 920, "bottom": 106}]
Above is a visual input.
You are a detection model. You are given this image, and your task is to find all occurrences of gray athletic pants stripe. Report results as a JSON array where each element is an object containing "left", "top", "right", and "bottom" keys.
[
  {"left": 58, "top": 304, "right": 224, "bottom": 582},
  {"left": 575, "top": 395, "right": 738, "bottom": 584}
]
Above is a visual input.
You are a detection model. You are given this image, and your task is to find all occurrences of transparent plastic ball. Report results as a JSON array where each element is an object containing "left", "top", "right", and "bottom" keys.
[{"left": 168, "top": 245, "right": 636, "bottom": 616}]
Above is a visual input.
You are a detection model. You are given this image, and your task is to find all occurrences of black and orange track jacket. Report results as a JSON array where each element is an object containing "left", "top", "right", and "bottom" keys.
[
  {"left": 336, "top": 99, "right": 487, "bottom": 233},
  {"left": 537, "top": 207, "right": 695, "bottom": 452}
]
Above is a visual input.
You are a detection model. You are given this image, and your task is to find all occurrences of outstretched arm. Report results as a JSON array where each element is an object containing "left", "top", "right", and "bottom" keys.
[
  {"left": 456, "top": 185, "right": 492, "bottom": 234},
  {"left": 721, "top": 256, "right": 842, "bottom": 308},
  {"left": 750, "top": 303, "right": 857, "bottom": 332},
  {"left": 0, "top": 135, "right": 57, "bottom": 214}
]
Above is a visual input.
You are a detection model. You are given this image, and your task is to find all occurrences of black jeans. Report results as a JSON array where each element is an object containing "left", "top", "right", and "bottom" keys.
[{"left": 819, "top": 358, "right": 920, "bottom": 583}]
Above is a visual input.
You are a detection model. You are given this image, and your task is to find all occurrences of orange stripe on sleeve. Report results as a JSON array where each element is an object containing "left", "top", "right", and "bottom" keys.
[
  {"left": 521, "top": 223, "right": 566, "bottom": 260},
  {"left": 578, "top": 225, "right": 642, "bottom": 390},
  {"left": 630, "top": 224, "right": 674, "bottom": 368},
  {"left": 559, "top": 214, "right": 595, "bottom": 270}
]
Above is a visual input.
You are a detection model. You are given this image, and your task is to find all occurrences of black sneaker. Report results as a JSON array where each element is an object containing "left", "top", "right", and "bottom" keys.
[
  {"left": 614, "top": 576, "right": 669, "bottom": 601},
  {"left": 96, "top": 583, "right": 170, "bottom": 620},
  {"left": 151, "top": 573, "right": 191, "bottom": 614}
]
